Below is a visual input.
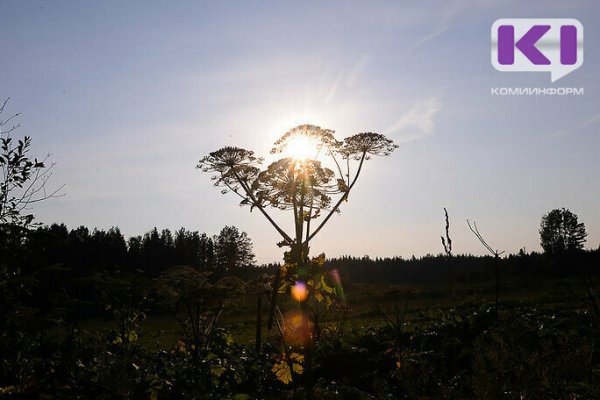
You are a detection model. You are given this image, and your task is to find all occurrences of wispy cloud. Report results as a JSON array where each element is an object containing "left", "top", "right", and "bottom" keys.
[
  {"left": 322, "top": 54, "right": 370, "bottom": 103},
  {"left": 404, "top": 27, "right": 449, "bottom": 54},
  {"left": 550, "top": 112, "right": 600, "bottom": 138},
  {"left": 324, "top": 70, "right": 344, "bottom": 103},
  {"left": 385, "top": 95, "right": 442, "bottom": 142},
  {"left": 345, "top": 54, "right": 370, "bottom": 87},
  {"left": 404, "top": 0, "right": 467, "bottom": 53}
]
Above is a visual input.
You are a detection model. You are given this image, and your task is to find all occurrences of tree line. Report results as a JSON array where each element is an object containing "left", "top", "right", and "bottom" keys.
[
  {"left": 13, "top": 220, "right": 599, "bottom": 287},
  {"left": 325, "top": 249, "right": 600, "bottom": 285},
  {"left": 18, "top": 223, "right": 257, "bottom": 277}
]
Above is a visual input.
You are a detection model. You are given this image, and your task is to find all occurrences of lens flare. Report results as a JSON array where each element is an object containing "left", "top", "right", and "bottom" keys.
[
  {"left": 291, "top": 281, "right": 308, "bottom": 302},
  {"left": 330, "top": 269, "right": 341, "bottom": 286},
  {"left": 329, "top": 269, "right": 346, "bottom": 303},
  {"left": 282, "top": 310, "right": 313, "bottom": 346}
]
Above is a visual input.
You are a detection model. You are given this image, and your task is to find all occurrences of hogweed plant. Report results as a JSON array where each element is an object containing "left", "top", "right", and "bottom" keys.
[{"left": 198, "top": 124, "right": 397, "bottom": 384}]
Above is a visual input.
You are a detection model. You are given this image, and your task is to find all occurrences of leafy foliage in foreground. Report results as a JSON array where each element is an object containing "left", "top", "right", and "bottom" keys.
[{"left": 1, "top": 300, "right": 598, "bottom": 399}]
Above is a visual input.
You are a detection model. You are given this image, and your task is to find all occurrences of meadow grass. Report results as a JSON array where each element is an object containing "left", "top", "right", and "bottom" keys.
[{"left": 75, "top": 277, "right": 589, "bottom": 349}]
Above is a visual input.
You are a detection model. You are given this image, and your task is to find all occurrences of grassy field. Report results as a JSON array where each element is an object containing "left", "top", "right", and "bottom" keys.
[
  {"left": 16, "top": 275, "right": 598, "bottom": 398},
  {"left": 78, "top": 277, "right": 591, "bottom": 349}
]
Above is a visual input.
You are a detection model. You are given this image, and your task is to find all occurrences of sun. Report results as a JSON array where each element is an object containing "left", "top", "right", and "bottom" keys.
[{"left": 285, "top": 134, "right": 320, "bottom": 161}]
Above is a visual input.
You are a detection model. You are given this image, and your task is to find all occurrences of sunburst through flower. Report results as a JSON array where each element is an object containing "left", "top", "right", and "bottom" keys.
[{"left": 284, "top": 134, "right": 320, "bottom": 161}]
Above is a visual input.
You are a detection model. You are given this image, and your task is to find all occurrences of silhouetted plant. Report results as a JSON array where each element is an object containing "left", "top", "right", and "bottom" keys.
[
  {"left": 467, "top": 220, "right": 505, "bottom": 317},
  {"left": 102, "top": 272, "right": 149, "bottom": 353},
  {"left": 157, "top": 266, "right": 245, "bottom": 358},
  {"left": 198, "top": 124, "right": 397, "bottom": 385},
  {"left": 213, "top": 225, "right": 256, "bottom": 270},
  {"left": 0, "top": 98, "right": 62, "bottom": 228},
  {"left": 0, "top": 100, "right": 63, "bottom": 393},
  {"left": 440, "top": 207, "right": 453, "bottom": 295},
  {"left": 198, "top": 125, "right": 397, "bottom": 256},
  {"left": 540, "top": 207, "right": 587, "bottom": 254}
]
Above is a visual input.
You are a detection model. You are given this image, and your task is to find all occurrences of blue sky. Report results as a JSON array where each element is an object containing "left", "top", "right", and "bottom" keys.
[{"left": 1, "top": 1, "right": 599, "bottom": 263}]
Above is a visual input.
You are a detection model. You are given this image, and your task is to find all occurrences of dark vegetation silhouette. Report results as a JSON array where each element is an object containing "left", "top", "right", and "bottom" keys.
[
  {"left": 0, "top": 98, "right": 62, "bottom": 228},
  {"left": 213, "top": 225, "right": 256, "bottom": 271},
  {"left": 468, "top": 220, "right": 505, "bottom": 317},
  {"left": 440, "top": 207, "right": 453, "bottom": 295},
  {"left": 23, "top": 223, "right": 256, "bottom": 276},
  {"left": 540, "top": 207, "right": 588, "bottom": 254},
  {"left": 2, "top": 227, "right": 600, "bottom": 398},
  {"left": 1, "top": 115, "right": 599, "bottom": 398},
  {"left": 1, "top": 98, "right": 62, "bottom": 335}
]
